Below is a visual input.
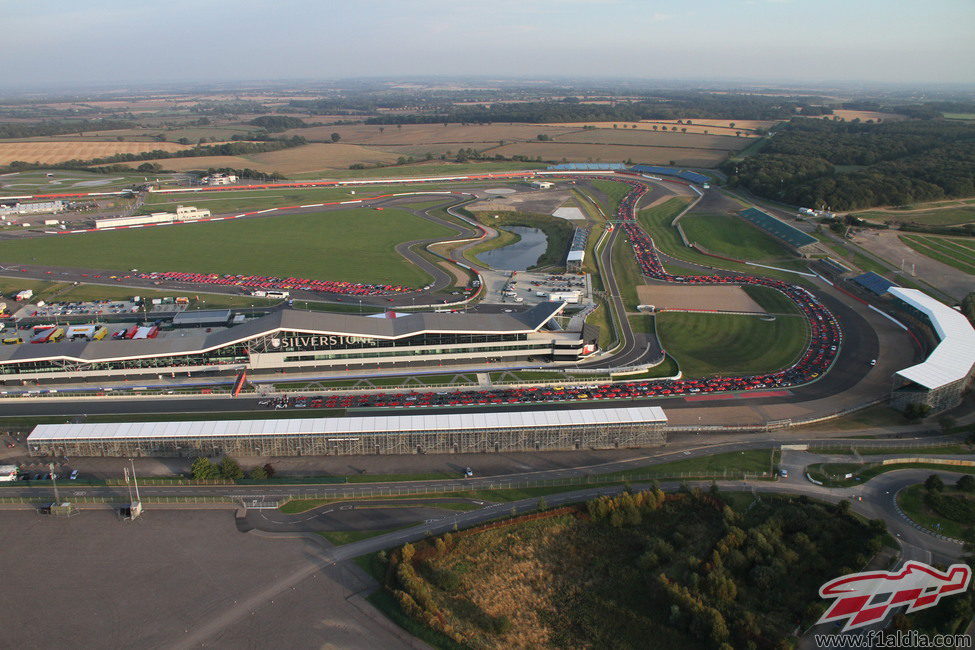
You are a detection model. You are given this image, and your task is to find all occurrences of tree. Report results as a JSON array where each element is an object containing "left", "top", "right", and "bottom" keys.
[
  {"left": 956, "top": 475, "right": 975, "bottom": 492},
  {"left": 191, "top": 457, "right": 218, "bottom": 480},
  {"left": 249, "top": 465, "right": 268, "bottom": 480},
  {"left": 330, "top": 132, "right": 341, "bottom": 143},
  {"left": 903, "top": 402, "right": 931, "bottom": 422},
  {"left": 925, "top": 474, "right": 945, "bottom": 493},
  {"left": 219, "top": 457, "right": 244, "bottom": 481},
  {"left": 729, "top": 122, "right": 736, "bottom": 129},
  {"left": 537, "top": 134, "right": 551, "bottom": 141},
  {"left": 262, "top": 463, "right": 276, "bottom": 478},
  {"left": 681, "top": 127, "right": 687, "bottom": 134},
  {"left": 379, "top": 126, "right": 385, "bottom": 134}
]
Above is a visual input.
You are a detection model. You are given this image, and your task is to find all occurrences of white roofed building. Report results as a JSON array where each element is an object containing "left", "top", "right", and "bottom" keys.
[
  {"left": 26, "top": 406, "right": 668, "bottom": 456},
  {"left": 888, "top": 287, "right": 975, "bottom": 412}
]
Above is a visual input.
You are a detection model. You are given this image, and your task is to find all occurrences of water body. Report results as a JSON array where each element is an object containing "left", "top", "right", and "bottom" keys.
[{"left": 479, "top": 226, "right": 548, "bottom": 270}]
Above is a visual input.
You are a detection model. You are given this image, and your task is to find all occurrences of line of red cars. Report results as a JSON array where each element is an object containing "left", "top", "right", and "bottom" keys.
[
  {"left": 261, "top": 178, "right": 843, "bottom": 411},
  {"left": 131, "top": 271, "right": 416, "bottom": 296}
]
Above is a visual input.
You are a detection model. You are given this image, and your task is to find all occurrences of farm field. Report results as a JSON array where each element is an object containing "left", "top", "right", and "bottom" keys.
[
  {"left": 368, "top": 492, "right": 889, "bottom": 649},
  {"left": 102, "top": 143, "right": 401, "bottom": 175},
  {"left": 552, "top": 129, "right": 750, "bottom": 150},
  {"left": 282, "top": 123, "right": 576, "bottom": 145},
  {"left": 898, "top": 234, "right": 975, "bottom": 275},
  {"left": 817, "top": 109, "right": 906, "bottom": 122},
  {"left": 489, "top": 142, "right": 729, "bottom": 167},
  {"left": 0, "top": 207, "right": 453, "bottom": 286},
  {"left": 542, "top": 119, "right": 777, "bottom": 136},
  {"left": 679, "top": 212, "right": 795, "bottom": 261},
  {"left": 0, "top": 141, "right": 196, "bottom": 165},
  {"left": 655, "top": 311, "right": 808, "bottom": 377}
]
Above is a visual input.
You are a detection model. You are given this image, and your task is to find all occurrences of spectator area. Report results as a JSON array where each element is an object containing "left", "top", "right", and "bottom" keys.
[
  {"left": 546, "top": 163, "right": 626, "bottom": 171},
  {"left": 628, "top": 165, "right": 710, "bottom": 185},
  {"left": 738, "top": 208, "right": 818, "bottom": 249},
  {"left": 851, "top": 272, "right": 897, "bottom": 295}
]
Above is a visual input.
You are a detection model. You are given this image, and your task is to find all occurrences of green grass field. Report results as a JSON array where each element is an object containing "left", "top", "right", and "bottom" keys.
[
  {"left": 589, "top": 179, "right": 632, "bottom": 214},
  {"left": 656, "top": 312, "right": 808, "bottom": 377},
  {"left": 680, "top": 212, "right": 794, "bottom": 261},
  {"left": 857, "top": 206, "right": 975, "bottom": 226},
  {"left": 898, "top": 484, "right": 974, "bottom": 540},
  {"left": 742, "top": 285, "right": 800, "bottom": 314},
  {"left": 139, "top": 182, "right": 469, "bottom": 215},
  {"left": 636, "top": 199, "right": 815, "bottom": 281},
  {"left": 899, "top": 234, "right": 975, "bottom": 275},
  {"left": 0, "top": 207, "right": 454, "bottom": 286}
]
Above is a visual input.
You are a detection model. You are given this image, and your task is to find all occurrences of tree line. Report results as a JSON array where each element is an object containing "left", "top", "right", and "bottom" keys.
[
  {"left": 0, "top": 119, "right": 135, "bottom": 139},
  {"left": 723, "top": 118, "right": 975, "bottom": 210}
]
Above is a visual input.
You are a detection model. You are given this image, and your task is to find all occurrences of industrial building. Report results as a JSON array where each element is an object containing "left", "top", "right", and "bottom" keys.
[
  {"left": 887, "top": 287, "right": 975, "bottom": 412},
  {"left": 201, "top": 173, "right": 238, "bottom": 186},
  {"left": 0, "top": 302, "right": 594, "bottom": 382},
  {"left": 530, "top": 180, "right": 554, "bottom": 190},
  {"left": 0, "top": 200, "right": 65, "bottom": 217},
  {"left": 566, "top": 226, "right": 589, "bottom": 271},
  {"left": 94, "top": 205, "right": 211, "bottom": 229},
  {"left": 26, "top": 406, "right": 668, "bottom": 457}
]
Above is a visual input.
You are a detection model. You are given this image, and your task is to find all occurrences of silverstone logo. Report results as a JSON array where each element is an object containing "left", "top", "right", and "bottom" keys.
[{"left": 817, "top": 561, "right": 971, "bottom": 632}]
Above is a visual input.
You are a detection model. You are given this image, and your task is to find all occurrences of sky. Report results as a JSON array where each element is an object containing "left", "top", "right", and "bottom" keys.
[{"left": 2, "top": 0, "right": 973, "bottom": 88}]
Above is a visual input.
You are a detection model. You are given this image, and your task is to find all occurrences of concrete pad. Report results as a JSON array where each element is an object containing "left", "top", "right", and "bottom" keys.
[{"left": 552, "top": 207, "right": 585, "bottom": 220}]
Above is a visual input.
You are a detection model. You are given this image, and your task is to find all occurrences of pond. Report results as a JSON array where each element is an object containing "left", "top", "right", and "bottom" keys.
[{"left": 478, "top": 226, "right": 548, "bottom": 271}]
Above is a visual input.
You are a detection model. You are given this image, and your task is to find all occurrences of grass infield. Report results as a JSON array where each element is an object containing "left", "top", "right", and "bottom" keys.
[
  {"left": 656, "top": 311, "right": 808, "bottom": 377},
  {"left": 0, "top": 207, "right": 453, "bottom": 286},
  {"left": 680, "top": 212, "right": 793, "bottom": 261}
]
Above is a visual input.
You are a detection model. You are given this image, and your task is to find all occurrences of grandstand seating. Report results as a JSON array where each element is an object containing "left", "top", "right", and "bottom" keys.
[
  {"left": 628, "top": 165, "right": 710, "bottom": 185},
  {"left": 738, "top": 208, "right": 818, "bottom": 249},
  {"left": 851, "top": 272, "right": 897, "bottom": 295},
  {"left": 546, "top": 163, "right": 626, "bottom": 171}
]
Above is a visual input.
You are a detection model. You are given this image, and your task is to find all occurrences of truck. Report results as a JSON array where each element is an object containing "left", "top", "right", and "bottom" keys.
[{"left": 251, "top": 290, "right": 267, "bottom": 298}]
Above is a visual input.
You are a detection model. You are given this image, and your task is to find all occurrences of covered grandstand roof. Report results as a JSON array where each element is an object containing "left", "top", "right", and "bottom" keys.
[
  {"left": 0, "top": 302, "right": 567, "bottom": 366},
  {"left": 628, "top": 165, "right": 710, "bottom": 185},
  {"left": 738, "top": 208, "right": 818, "bottom": 248},
  {"left": 546, "top": 163, "right": 626, "bottom": 171},
  {"left": 27, "top": 407, "right": 668, "bottom": 441},
  {"left": 851, "top": 272, "right": 896, "bottom": 295},
  {"left": 889, "top": 287, "right": 975, "bottom": 390}
]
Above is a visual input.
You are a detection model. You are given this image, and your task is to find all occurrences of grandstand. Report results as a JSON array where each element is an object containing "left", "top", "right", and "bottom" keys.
[
  {"left": 546, "top": 163, "right": 626, "bottom": 171},
  {"left": 851, "top": 272, "right": 896, "bottom": 296},
  {"left": 738, "top": 208, "right": 818, "bottom": 255},
  {"left": 566, "top": 226, "right": 589, "bottom": 271},
  {"left": 26, "top": 407, "right": 669, "bottom": 457},
  {"left": 887, "top": 287, "right": 975, "bottom": 412},
  {"left": 628, "top": 165, "right": 710, "bottom": 185}
]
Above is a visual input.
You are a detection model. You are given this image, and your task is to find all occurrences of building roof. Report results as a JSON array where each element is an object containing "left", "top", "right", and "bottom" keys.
[
  {"left": 0, "top": 303, "right": 567, "bottom": 366},
  {"left": 171, "top": 309, "right": 233, "bottom": 326},
  {"left": 851, "top": 272, "right": 896, "bottom": 295},
  {"left": 889, "top": 287, "right": 975, "bottom": 390},
  {"left": 27, "top": 406, "right": 667, "bottom": 442},
  {"left": 739, "top": 208, "right": 818, "bottom": 248}
]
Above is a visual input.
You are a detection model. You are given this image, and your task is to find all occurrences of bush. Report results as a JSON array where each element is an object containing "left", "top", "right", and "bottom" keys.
[
  {"left": 957, "top": 475, "right": 975, "bottom": 493},
  {"left": 190, "top": 457, "right": 218, "bottom": 480},
  {"left": 219, "top": 457, "right": 244, "bottom": 481},
  {"left": 924, "top": 474, "right": 945, "bottom": 493},
  {"left": 248, "top": 466, "right": 268, "bottom": 480}
]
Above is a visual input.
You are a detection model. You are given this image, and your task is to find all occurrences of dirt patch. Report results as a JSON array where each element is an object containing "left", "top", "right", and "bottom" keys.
[
  {"left": 438, "top": 260, "right": 468, "bottom": 286},
  {"left": 637, "top": 284, "right": 765, "bottom": 313}
]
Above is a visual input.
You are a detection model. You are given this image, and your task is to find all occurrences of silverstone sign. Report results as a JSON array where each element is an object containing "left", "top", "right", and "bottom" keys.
[{"left": 273, "top": 335, "right": 379, "bottom": 349}]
